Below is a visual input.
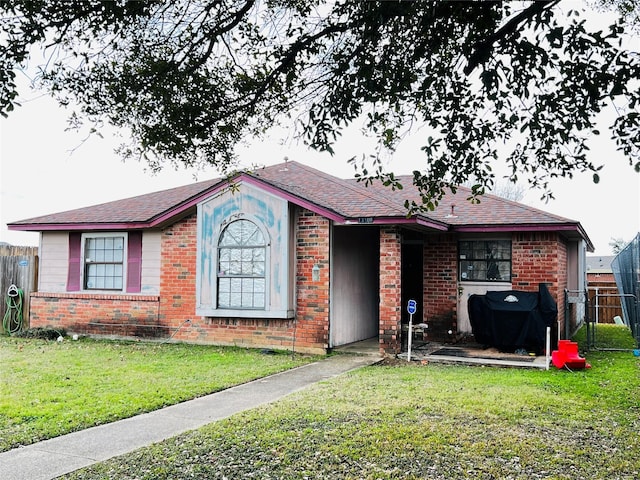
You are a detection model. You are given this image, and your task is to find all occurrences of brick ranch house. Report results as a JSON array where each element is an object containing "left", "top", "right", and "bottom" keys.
[{"left": 8, "top": 161, "right": 593, "bottom": 355}]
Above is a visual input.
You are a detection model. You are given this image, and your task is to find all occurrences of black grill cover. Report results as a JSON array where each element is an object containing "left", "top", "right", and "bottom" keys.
[{"left": 468, "top": 283, "right": 557, "bottom": 353}]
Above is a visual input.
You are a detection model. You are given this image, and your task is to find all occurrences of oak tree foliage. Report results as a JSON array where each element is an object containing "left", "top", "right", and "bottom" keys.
[{"left": 1, "top": 1, "right": 638, "bottom": 210}]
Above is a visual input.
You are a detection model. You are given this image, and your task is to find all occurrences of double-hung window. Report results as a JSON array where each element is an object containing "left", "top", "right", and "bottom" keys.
[
  {"left": 217, "top": 219, "right": 266, "bottom": 309},
  {"left": 67, "top": 232, "right": 142, "bottom": 293},
  {"left": 459, "top": 240, "right": 511, "bottom": 282},
  {"left": 84, "top": 235, "right": 125, "bottom": 290}
]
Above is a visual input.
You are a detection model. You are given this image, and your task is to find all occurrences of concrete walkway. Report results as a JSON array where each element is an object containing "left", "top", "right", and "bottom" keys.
[{"left": 0, "top": 354, "right": 381, "bottom": 480}]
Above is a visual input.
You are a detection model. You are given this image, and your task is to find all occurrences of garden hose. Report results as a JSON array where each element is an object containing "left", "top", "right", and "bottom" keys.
[{"left": 3, "top": 284, "right": 24, "bottom": 334}]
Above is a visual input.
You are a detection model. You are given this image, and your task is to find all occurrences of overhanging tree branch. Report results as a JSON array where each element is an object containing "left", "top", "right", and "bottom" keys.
[
  {"left": 205, "top": 19, "right": 353, "bottom": 126},
  {"left": 463, "top": 0, "right": 560, "bottom": 75}
]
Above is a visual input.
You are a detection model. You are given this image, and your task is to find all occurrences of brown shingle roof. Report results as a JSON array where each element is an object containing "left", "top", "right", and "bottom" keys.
[
  {"left": 252, "top": 162, "right": 579, "bottom": 227},
  {"left": 251, "top": 162, "right": 410, "bottom": 218},
  {"left": 8, "top": 178, "right": 221, "bottom": 227},
  {"left": 371, "top": 175, "right": 574, "bottom": 226},
  {"left": 7, "top": 161, "right": 591, "bottom": 248}
]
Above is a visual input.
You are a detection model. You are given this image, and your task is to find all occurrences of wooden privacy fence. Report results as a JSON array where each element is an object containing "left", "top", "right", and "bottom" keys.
[
  {"left": 0, "top": 246, "right": 38, "bottom": 333},
  {"left": 587, "top": 281, "right": 624, "bottom": 324}
]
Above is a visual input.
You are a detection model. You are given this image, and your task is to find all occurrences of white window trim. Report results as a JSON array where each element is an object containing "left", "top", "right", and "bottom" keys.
[{"left": 80, "top": 232, "right": 128, "bottom": 292}]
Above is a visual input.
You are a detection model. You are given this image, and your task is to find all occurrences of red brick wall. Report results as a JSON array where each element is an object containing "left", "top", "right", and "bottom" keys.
[
  {"left": 423, "top": 234, "right": 458, "bottom": 338},
  {"left": 162, "top": 209, "right": 330, "bottom": 354},
  {"left": 588, "top": 273, "right": 615, "bottom": 283},
  {"left": 379, "top": 227, "right": 402, "bottom": 354},
  {"left": 419, "top": 232, "right": 570, "bottom": 340},
  {"left": 512, "top": 232, "right": 567, "bottom": 335},
  {"left": 182, "top": 317, "right": 296, "bottom": 349},
  {"left": 154, "top": 213, "right": 297, "bottom": 349},
  {"left": 158, "top": 214, "right": 199, "bottom": 336},
  {"left": 28, "top": 211, "right": 575, "bottom": 351},
  {"left": 29, "top": 292, "right": 161, "bottom": 337},
  {"left": 27, "top": 217, "right": 202, "bottom": 340},
  {"left": 28, "top": 210, "right": 331, "bottom": 353},
  {"left": 294, "top": 210, "right": 331, "bottom": 353},
  {"left": 512, "top": 232, "right": 564, "bottom": 294},
  {"left": 512, "top": 232, "right": 560, "bottom": 290}
]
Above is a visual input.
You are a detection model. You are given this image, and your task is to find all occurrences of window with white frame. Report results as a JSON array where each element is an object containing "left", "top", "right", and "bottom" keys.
[
  {"left": 459, "top": 240, "right": 511, "bottom": 282},
  {"left": 217, "top": 219, "right": 266, "bottom": 309},
  {"left": 83, "top": 235, "right": 125, "bottom": 290}
]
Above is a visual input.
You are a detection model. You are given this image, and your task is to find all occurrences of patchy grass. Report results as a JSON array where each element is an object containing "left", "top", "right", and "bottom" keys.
[
  {"left": 65, "top": 327, "right": 640, "bottom": 480},
  {"left": 0, "top": 336, "right": 316, "bottom": 452},
  {"left": 573, "top": 322, "right": 638, "bottom": 350}
]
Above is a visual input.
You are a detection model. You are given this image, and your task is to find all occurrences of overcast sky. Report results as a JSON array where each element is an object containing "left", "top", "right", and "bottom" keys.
[
  {"left": 1, "top": 7, "right": 639, "bottom": 256},
  {"left": 1, "top": 84, "right": 638, "bottom": 256}
]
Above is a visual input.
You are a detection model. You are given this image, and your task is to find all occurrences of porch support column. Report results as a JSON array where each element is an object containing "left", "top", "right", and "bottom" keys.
[{"left": 379, "top": 226, "right": 402, "bottom": 355}]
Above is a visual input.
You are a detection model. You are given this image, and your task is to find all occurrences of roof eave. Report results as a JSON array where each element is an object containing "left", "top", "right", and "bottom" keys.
[
  {"left": 338, "top": 216, "right": 449, "bottom": 231},
  {"left": 8, "top": 170, "right": 593, "bottom": 253},
  {"left": 7, "top": 222, "right": 147, "bottom": 232},
  {"left": 7, "top": 178, "right": 231, "bottom": 233},
  {"left": 453, "top": 222, "right": 595, "bottom": 252}
]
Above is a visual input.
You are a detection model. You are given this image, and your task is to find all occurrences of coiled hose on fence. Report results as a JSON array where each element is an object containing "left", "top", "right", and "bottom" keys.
[{"left": 3, "top": 284, "right": 24, "bottom": 334}]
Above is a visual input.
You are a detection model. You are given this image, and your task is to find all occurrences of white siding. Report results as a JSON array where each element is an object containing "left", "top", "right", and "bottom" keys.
[
  {"left": 38, "top": 232, "right": 70, "bottom": 292},
  {"left": 141, "top": 231, "right": 161, "bottom": 295},
  {"left": 39, "top": 231, "right": 161, "bottom": 295},
  {"left": 331, "top": 226, "right": 379, "bottom": 346},
  {"left": 567, "top": 239, "right": 587, "bottom": 328},
  {"left": 196, "top": 182, "right": 292, "bottom": 318}
]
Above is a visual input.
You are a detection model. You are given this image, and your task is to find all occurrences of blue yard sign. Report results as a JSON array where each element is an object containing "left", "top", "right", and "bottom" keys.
[
  {"left": 407, "top": 299, "right": 418, "bottom": 362},
  {"left": 407, "top": 299, "right": 417, "bottom": 315}
]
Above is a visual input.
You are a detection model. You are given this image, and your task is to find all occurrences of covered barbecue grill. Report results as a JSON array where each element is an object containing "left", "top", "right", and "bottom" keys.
[{"left": 468, "top": 283, "right": 557, "bottom": 354}]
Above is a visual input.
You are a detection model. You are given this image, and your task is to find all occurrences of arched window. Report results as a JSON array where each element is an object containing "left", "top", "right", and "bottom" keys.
[{"left": 217, "top": 219, "right": 266, "bottom": 309}]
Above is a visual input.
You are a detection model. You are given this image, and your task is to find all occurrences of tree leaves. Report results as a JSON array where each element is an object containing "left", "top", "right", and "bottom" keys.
[{"left": 0, "top": 0, "right": 638, "bottom": 205}]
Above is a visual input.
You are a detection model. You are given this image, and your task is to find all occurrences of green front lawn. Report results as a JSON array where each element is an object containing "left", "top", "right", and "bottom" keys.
[
  {"left": 65, "top": 325, "right": 640, "bottom": 480},
  {"left": 0, "top": 336, "right": 316, "bottom": 452}
]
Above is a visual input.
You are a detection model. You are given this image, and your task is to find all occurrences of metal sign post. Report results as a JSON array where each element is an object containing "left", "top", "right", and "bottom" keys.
[{"left": 407, "top": 299, "right": 417, "bottom": 362}]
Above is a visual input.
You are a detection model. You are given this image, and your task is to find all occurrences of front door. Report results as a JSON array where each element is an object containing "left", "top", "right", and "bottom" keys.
[{"left": 401, "top": 243, "right": 424, "bottom": 342}]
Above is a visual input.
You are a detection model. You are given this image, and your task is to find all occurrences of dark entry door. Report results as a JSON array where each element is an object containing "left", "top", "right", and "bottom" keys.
[{"left": 401, "top": 243, "right": 424, "bottom": 330}]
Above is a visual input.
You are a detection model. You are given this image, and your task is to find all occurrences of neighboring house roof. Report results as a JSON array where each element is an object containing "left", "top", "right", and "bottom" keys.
[
  {"left": 7, "top": 161, "right": 593, "bottom": 249},
  {"left": 586, "top": 255, "right": 615, "bottom": 274}
]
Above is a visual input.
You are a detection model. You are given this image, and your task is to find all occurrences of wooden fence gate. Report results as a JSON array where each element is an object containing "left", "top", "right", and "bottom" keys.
[{"left": 0, "top": 245, "right": 38, "bottom": 333}]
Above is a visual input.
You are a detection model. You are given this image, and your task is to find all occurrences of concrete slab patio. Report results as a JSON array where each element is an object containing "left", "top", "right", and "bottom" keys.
[{"left": 399, "top": 343, "right": 551, "bottom": 369}]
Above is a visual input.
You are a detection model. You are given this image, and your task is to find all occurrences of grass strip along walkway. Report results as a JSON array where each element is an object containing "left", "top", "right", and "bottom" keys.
[{"left": 0, "top": 337, "right": 317, "bottom": 452}]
